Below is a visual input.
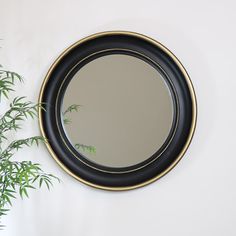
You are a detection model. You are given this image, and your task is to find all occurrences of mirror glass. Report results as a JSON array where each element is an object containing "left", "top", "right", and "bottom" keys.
[{"left": 62, "top": 54, "right": 174, "bottom": 168}]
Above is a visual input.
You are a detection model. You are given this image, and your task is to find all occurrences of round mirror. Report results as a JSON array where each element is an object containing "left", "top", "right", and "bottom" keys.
[
  {"left": 39, "top": 31, "right": 197, "bottom": 190},
  {"left": 62, "top": 54, "right": 174, "bottom": 168}
]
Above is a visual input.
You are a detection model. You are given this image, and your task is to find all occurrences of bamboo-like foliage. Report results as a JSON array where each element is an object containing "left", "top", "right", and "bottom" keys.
[
  {"left": 0, "top": 67, "right": 59, "bottom": 228},
  {"left": 63, "top": 104, "right": 96, "bottom": 154}
]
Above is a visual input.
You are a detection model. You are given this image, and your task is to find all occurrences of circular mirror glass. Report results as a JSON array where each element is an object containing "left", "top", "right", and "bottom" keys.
[{"left": 62, "top": 54, "right": 174, "bottom": 168}]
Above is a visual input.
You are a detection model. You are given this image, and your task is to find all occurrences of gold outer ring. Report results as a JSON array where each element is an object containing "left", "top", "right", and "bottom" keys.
[{"left": 38, "top": 31, "right": 197, "bottom": 191}]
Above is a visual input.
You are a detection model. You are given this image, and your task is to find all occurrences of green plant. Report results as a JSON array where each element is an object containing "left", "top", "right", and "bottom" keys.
[
  {"left": 63, "top": 104, "right": 96, "bottom": 154},
  {"left": 0, "top": 66, "right": 59, "bottom": 227}
]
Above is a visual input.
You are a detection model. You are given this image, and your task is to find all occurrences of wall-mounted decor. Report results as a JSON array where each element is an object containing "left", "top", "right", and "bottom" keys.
[{"left": 39, "top": 31, "right": 197, "bottom": 190}]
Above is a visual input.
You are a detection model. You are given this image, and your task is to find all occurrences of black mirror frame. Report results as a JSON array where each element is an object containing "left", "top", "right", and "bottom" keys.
[{"left": 39, "top": 31, "right": 197, "bottom": 191}]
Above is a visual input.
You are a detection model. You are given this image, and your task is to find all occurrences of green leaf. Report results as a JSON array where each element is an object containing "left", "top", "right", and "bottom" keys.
[
  {"left": 2, "top": 90, "right": 8, "bottom": 99},
  {"left": 39, "top": 178, "right": 43, "bottom": 188},
  {"left": 23, "top": 188, "right": 28, "bottom": 198},
  {"left": 4, "top": 191, "right": 16, "bottom": 199},
  {"left": 45, "top": 180, "right": 50, "bottom": 190},
  {"left": 2, "top": 195, "right": 12, "bottom": 206}
]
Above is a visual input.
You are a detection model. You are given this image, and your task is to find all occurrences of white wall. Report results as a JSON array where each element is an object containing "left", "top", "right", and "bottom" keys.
[{"left": 1, "top": 0, "right": 236, "bottom": 235}]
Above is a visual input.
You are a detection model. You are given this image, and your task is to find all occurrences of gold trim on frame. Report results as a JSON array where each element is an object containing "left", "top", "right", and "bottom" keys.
[{"left": 38, "top": 31, "right": 197, "bottom": 191}]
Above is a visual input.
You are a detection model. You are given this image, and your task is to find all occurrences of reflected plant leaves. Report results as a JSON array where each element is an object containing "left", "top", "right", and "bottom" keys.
[{"left": 62, "top": 104, "right": 96, "bottom": 154}]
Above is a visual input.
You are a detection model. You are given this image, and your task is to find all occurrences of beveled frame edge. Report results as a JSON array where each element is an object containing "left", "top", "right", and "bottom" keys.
[{"left": 38, "top": 30, "right": 197, "bottom": 191}]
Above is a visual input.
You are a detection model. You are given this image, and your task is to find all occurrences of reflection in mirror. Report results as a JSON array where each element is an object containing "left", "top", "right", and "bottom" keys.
[{"left": 62, "top": 54, "right": 174, "bottom": 168}]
